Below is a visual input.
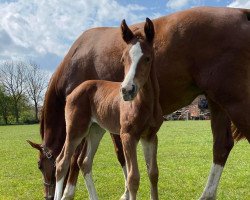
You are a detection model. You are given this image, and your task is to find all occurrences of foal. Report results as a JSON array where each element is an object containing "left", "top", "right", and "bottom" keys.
[{"left": 54, "top": 18, "right": 163, "bottom": 200}]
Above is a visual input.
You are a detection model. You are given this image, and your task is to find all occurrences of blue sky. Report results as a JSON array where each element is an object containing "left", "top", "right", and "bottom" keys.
[{"left": 0, "top": 0, "right": 249, "bottom": 72}]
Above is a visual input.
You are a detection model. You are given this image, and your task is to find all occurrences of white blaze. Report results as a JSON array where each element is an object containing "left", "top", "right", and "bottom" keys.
[
  {"left": 121, "top": 42, "right": 143, "bottom": 90},
  {"left": 200, "top": 163, "right": 224, "bottom": 199}
]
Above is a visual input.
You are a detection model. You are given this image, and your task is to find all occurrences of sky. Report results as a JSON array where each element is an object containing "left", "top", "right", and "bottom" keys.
[{"left": 0, "top": 0, "right": 250, "bottom": 72}]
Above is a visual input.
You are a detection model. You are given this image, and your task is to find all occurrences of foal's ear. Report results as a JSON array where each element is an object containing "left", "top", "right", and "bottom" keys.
[
  {"left": 121, "top": 19, "right": 134, "bottom": 43},
  {"left": 144, "top": 18, "right": 155, "bottom": 43},
  {"left": 27, "top": 140, "right": 42, "bottom": 151}
]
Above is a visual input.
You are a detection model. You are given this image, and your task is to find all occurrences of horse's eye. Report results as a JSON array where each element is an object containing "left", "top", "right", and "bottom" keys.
[{"left": 145, "top": 57, "right": 150, "bottom": 62}]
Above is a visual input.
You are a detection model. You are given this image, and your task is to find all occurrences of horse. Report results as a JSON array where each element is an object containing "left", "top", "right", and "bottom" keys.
[
  {"left": 28, "top": 6, "right": 250, "bottom": 200},
  {"left": 53, "top": 18, "right": 162, "bottom": 200}
]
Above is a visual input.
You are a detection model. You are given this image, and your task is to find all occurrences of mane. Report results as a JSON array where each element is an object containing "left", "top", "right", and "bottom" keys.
[
  {"left": 39, "top": 107, "right": 44, "bottom": 139},
  {"left": 39, "top": 73, "right": 56, "bottom": 140},
  {"left": 39, "top": 56, "right": 70, "bottom": 150}
]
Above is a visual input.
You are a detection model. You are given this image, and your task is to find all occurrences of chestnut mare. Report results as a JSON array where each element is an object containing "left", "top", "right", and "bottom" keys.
[
  {"left": 54, "top": 18, "right": 162, "bottom": 200},
  {"left": 28, "top": 7, "right": 250, "bottom": 200}
]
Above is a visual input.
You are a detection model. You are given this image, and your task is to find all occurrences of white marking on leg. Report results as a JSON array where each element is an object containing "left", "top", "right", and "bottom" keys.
[
  {"left": 79, "top": 126, "right": 104, "bottom": 200},
  {"left": 200, "top": 163, "right": 224, "bottom": 200},
  {"left": 82, "top": 133, "right": 99, "bottom": 200},
  {"left": 121, "top": 42, "right": 143, "bottom": 90},
  {"left": 54, "top": 177, "right": 65, "bottom": 200},
  {"left": 120, "top": 166, "right": 130, "bottom": 200},
  {"left": 61, "top": 183, "right": 76, "bottom": 200},
  {"left": 141, "top": 138, "right": 158, "bottom": 200},
  {"left": 84, "top": 172, "right": 98, "bottom": 200}
]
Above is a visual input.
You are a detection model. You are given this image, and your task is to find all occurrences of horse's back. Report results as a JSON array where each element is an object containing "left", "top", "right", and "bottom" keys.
[{"left": 46, "top": 6, "right": 250, "bottom": 121}]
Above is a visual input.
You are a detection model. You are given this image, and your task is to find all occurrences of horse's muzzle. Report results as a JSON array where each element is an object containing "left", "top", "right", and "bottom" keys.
[{"left": 121, "top": 84, "right": 137, "bottom": 101}]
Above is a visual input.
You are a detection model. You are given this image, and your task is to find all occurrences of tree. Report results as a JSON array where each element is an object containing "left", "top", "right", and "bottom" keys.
[
  {"left": 0, "top": 86, "right": 12, "bottom": 124},
  {"left": 26, "top": 61, "right": 48, "bottom": 122},
  {"left": 0, "top": 60, "right": 27, "bottom": 123}
]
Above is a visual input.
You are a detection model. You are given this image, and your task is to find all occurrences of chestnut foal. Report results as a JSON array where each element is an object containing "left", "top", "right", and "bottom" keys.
[{"left": 54, "top": 18, "right": 163, "bottom": 200}]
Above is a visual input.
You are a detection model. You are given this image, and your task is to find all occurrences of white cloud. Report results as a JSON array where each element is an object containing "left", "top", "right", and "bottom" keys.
[
  {"left": 0, "top": 0, "right": 149, "bottom": 70},
  {"left": 228, "top": 0, "right": 250, "bottom": 8},
  {"left": 166, "top": 0, "right": 191, "bottom": 10}
]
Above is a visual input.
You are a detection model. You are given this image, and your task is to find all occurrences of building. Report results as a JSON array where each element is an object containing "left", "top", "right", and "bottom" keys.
[{"left": 164, "top": 95, "right": 210, "bottom": 120}]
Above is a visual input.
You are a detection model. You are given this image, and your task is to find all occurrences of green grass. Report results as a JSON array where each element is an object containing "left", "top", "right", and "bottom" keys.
[{"left": 0, "top": 121, "right": 249, "bottom": 200}]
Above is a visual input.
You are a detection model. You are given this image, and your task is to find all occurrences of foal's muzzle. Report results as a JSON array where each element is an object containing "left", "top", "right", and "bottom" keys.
[{"left": 121, "top": 84, "right": 138, "bottom": 101}]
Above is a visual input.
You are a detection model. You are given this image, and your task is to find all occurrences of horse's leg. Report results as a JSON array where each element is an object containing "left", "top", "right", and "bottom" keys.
[
  {"left": 121, "top": 133, "right": 139, "bottom": 200},
  {"left": 61, "top": 140, "right": 85, "bottom": 200},
  {"left": 77, "top": 123, "right": 105, "bottom": 200},
  {"left": 141, "top": 135, "right": 158, "bottom": 200},
  {"left": 110, "top": 133, "right": 129, "bottom": 200},
  {"left": 199, "top": 98, "right": 234, "bottom": 200}
]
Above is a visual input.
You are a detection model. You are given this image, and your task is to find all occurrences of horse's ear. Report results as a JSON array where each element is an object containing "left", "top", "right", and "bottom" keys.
[
  {"left": 27, "top": 140, "right": 42, "bottom": 151},
  {"left": 121, "top": 19, "right": 134, "bottom": 43},
  {"left": 144, "top": 18, "right": 155, "bottom": 43}
]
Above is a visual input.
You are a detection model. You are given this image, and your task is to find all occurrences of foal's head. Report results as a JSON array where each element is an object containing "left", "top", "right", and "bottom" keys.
[{"left": 120, "top": 18, "right": 155, "bottom": 101}]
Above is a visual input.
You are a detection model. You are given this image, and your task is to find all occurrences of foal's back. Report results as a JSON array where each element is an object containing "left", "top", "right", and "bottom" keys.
[{"left": 66, "top": 80, "right": 122, "bottom": 134}]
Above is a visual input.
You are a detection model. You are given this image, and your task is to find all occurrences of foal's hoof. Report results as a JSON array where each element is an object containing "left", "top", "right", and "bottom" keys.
[
  {"left": 61, "top": 196, "right": 74, "bottom": 200},
  {"left": 120, "top": 193, "right": 130, "bottom": 200},
  {"left": 199, "top": 196, "right": 216, "bottom": 200}
]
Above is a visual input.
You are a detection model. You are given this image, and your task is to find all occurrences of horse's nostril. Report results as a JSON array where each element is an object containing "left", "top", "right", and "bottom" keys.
[
  {"left": 131, "top": 84, "right": 136, "bottom": 93},
  {"left": 121, "top": 87, "right": 127, "bottom": 94}
]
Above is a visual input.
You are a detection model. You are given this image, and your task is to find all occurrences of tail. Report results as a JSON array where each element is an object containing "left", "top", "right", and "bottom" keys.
[
  {"left": 231, "top": 123, "right": 246, "bottom": 142},
  {"left": 241, "top": 9, "right": 250, "bottom": 21}
]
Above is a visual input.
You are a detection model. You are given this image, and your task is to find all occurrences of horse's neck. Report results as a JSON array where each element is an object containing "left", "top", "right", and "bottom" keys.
[{"left": 42, "top": 86, "right": 66, "bottom": 155}]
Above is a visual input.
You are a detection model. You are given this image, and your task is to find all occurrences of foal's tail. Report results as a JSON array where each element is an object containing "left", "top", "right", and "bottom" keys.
[{"left": 231, "top": 123, "right": 246, "bottom": 142}]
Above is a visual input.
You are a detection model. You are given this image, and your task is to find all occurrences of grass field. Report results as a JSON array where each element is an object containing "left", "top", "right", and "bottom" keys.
[{"left": 0, "top": 121, "right": 249, "bottom": 200}]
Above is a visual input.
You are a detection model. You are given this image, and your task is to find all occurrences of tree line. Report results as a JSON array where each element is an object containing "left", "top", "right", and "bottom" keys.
[{"left": 0, "top": 60, "right": 49, "bottom": 125}]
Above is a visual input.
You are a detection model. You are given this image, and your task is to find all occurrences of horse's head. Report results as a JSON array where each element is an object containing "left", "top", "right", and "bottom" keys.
[
  {"left": 27, "top": 140, "right": 55, "bottom": 200},
  {"left": 120, "top": 18, "right": 155, "bottom": 101}
]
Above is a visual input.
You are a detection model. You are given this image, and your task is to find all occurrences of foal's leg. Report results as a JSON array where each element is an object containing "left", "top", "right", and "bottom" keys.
[
  {"left": 121, "top": 133, "right": 139, "bottom": 200},
  {"left": 54, "top": 133, "right": 86, "bottom": 200},
  {"left": 110, "top": 133, "right": 129, "bottom": 200},
  {"left": 55, "top": 109, "right": 91, "bottom": 199},
  {"left": 200, "top": 99, "right": 234, "bottom": 200},
  {"left": 141, "top": 135, "right": 158, "bottom": 200},
  {"left": 77, "top": 123, "right": 105, "bottom": 200},
  {"left": 62, "top": 140, "right": 85, "bottom": 200}
]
